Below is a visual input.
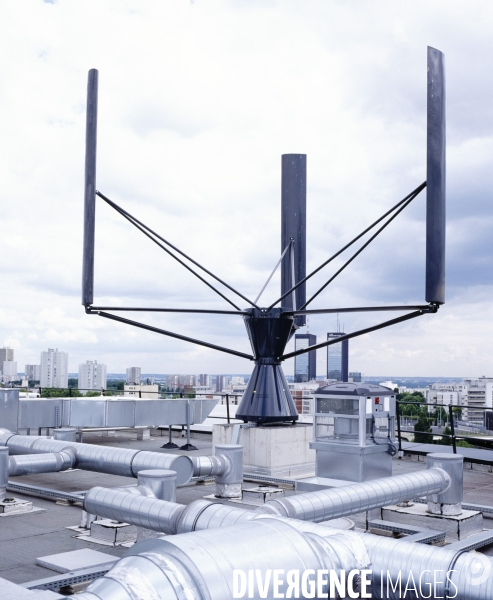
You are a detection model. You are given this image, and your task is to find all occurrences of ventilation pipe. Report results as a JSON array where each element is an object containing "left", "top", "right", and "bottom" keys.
[
  {"left": 72, "top": 516, "right": 493, "bottom": 600},
  {"left": 0, "top": 433, "right": 193, "bottom": 484},
  {"left": 426, "top": 452, "right": 463, "bottom": 515},
  {"left": 192, "top": 443, "right": 243, "bottom": 498},
  {"left": 8, "top": 449, "right": 76, "bottom": 476},
  {"left": 83, "top": 455, "right": 457, "bottom": 537},
  {"left": 258, "top": 459, "right": 453, "bottom": 522}
]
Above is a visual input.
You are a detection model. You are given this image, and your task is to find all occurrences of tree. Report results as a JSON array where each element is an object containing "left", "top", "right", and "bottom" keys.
[
  {"left": 68, "top": 378, "right": 78, "bottom": 388},
  {"left": 40, "top": 388, "right": 80, "bottom": 398},
  {"left": 456, "top": 440, "right": 473, "bottom": 448},
  {"left": 414, "top": 413, "right": 433, "bottom": 444},
  {"left": 106, "top": 380, "right": 125, "bottom": 391},
  {"left": 440, "top": 425, "right": 452, "bottom": 445},
  {"left": 433, "top": 406, "right": 448, "bottom": 426}
]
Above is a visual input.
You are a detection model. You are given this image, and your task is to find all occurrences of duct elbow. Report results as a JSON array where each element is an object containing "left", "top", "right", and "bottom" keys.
[
  {"left": 426, "top": 454, "right": 463, "bottom": 515},
  {"left": 213, "top": 444, "right": 243, "bottom": 499}
]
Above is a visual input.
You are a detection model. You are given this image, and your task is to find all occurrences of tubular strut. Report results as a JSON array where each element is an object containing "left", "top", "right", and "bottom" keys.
[
  {"left": 96, "top": 190, "right": 260, "bottom": 311},
  {"left": 301, "top": 184, "right": 424, "bottom": 309},
  {"left": 254, "top": 241, "right": 292, "bottom": 304},
  {"left": 268, "top": 181, "right": 426, "bottom": 310},
  {"left": 88, "top": 309, "right": 254, "bottom": 360},
  {"left": 281, "top": 306, "right": 437, "bottom": 360},
  {"left": 89, "top": 307, "right": 248, "bottom": 315}
]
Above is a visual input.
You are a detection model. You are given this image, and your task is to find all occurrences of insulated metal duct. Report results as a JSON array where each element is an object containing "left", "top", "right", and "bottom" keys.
[
  {"left": 84, "top": 486, "right": 186, "bottom": 536},
  {"left": 273, "top": 518, "right": 493, "bottom": 600},
  {"left": 0, "top": 434, "right": 193, "bottom": 485},
  {"left": 258, "top": 467, "right": 450, "bottom": 522},
  {"left": 83, "top": 489, "right": 253, "bottom": 535},
  {"left": 192, "top": 444, "right": 244, "bottom": 498},
  {"left": 8, "top": 450, "right": 75, "bottom": 477},
  {"left": 82, "top": 460, "right": 453, "bottom": 538},
  {"left": 74, "top": 517, "right": 369, "bottom": 600},
  {"left": 73, "top": 516, "right": 493, "bottom": 600}
]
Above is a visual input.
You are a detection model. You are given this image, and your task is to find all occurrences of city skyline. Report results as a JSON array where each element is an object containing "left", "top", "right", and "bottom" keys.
[{"left": 1, "top": 2, "right": 493, "bottom": 376}]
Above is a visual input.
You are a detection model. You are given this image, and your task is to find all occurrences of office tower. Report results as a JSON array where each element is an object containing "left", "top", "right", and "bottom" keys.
[
  {"left": 40, "top": 348, "right": 68, "bottom": 388},
  {"left": 294, "top": 334, "right": 317, "bottom": 382},
  {"left": 349, "top": 371, "right": 362, "bottom": 383},
  {"left": 126, "top": 367, "right": 141, "bottom": 385},
  {"left": 199, "top": 374, "right": 211, "bottom": 387},
  {"left": 2, "top": 361, "right": 17, "bottom": 380},
  {"left": 25, "top": 365, "right": 41, "bottom": 381},
  {"left": 326, "top": 333, "right": 348, "bottom": 381},
  {"left": 216, "top": 375, "right": 225, "bottom": 393},
  {"left": 0, "top": 347, "right": 14, "bottom": 365},
  {"left": 79, "top": 360, "right": 107, "bottom": 393}
]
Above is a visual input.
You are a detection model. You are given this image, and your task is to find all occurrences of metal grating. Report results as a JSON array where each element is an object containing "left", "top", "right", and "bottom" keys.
[
  {"left": 445, "top": 530, "right": 493, "bottom": 552},
  {"left": 7, "top": 481, "right": 85, "bottom": 503},
  {"left": 368, "top": 519, "right": 445, "bottom": 544},
  {"left": 401, "top": 531, "right": 446, "bottom": 544},
  {"left": 22, "top": 566, "right": 110, "bottom": 591}
]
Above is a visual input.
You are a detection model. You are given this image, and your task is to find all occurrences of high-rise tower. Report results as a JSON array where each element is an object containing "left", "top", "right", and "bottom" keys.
[
  {"left": 294, "top": 334, "right": 317, "bottom": 382},
  {"left": 326, "top": 333, "right": 348, "bottom": 382}
]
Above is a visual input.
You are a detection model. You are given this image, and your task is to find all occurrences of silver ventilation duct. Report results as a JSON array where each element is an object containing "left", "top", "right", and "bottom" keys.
[
  {"left": 83, "top": 458, "right": 455, "bottom": 537},
  {"left": 75, "top": 517, "right": 370, "bottom": 599},
  {"left": 192, "top": 443, "right": 244, "bottom": 498},
  {"left": 72, "top": 516, "right": 493, "bottom": 600},
  {"left": 0, "top": 433, "right": 193, "bottom": 484},
  {"left": 83, "top": 488, "right": 254, "bottom": 535},
  {"left": 8, "top": 449, "right": 75, "bottom": 476},
  {"left": 258, "top": 466, "right": 452, "bottom": 522}
]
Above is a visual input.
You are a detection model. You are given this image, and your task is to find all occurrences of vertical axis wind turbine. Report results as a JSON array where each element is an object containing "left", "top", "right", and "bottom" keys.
[{"left": 82, "top": 47, "right": 445, "bottom": 424}]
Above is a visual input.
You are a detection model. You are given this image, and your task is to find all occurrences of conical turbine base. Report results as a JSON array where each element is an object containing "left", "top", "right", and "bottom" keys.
[{"left": 236, "top": 361, "right": 298, "bottom": 424}]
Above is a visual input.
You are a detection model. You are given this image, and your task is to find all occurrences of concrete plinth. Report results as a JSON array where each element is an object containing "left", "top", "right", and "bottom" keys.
[
  {"left": 213, "top": 423, "right": 315, "bottom": 479},
  {"left": 381, "top": 503, "right": 483, "bottom": 541},
  {"left": 136, "top": 427, "right": 151, "bottom": 440}
]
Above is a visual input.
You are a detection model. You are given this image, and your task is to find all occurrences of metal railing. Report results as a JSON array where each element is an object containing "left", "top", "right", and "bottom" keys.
[{"left": 397, "top": 400, "right": 493, "bottom": 455}]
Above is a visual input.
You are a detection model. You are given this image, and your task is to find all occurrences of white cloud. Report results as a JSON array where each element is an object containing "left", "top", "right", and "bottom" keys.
[{"left": 0, "top": 0, "right": 492, "bottom": 376}]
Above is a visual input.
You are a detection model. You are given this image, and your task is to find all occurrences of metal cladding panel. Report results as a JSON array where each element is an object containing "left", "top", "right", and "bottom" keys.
[
  {"left": 82, "top": 68, "right": 98, "bottom": 306},
  {"left": 134, "top": 400, "right": 187, "bottom": 427},
  {"left": 69, "top": 400, "right": 106, "bottom": 427},
  {"left": 281, "top": 154, "right": 306, "bottom": 327},
  {"left": 236, "top": 363, "right": 298, "bottom": 423},
  {"left": 192, "top": 399, "right": 219, "bottom": 424},
  {"left": 18, "top": 399, "right": 63, "bottom": 428},
  {"left": 61, "top": 400, "right": 71, "bottom": 427},
  {"left": 0, "top": 389, "right": 19, "bottom": 432},
  {"left": 106, "top": 400, "right": 136, "bottom": 427},
  {"left": 426, "top": 47, "right": 446, "bottom": 304}
]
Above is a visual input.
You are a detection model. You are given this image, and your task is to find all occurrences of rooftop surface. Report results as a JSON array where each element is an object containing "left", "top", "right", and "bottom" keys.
[{"left": 1, "top": 429, "right": 493, "bottom": 593}]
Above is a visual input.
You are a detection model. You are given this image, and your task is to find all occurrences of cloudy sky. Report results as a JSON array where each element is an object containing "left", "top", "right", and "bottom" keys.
[{"left": 1, "top": 0, "right": 492, "bottom": 377}]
